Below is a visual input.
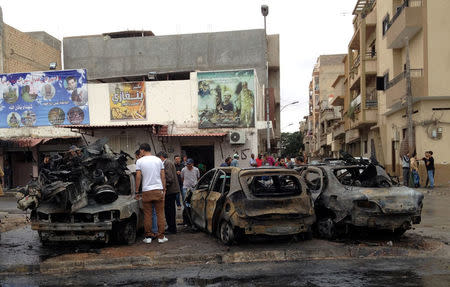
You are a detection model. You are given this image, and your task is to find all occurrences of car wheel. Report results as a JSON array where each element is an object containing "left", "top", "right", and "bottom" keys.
[
  {"left": 219, "top": 221, "right": 235, "bottom": 245},
  {"left": 117, "top": 218, "right": 137, "bottom": 245},
  {"left": 317, "top": 218, "right": 336, "bottom": 239}
]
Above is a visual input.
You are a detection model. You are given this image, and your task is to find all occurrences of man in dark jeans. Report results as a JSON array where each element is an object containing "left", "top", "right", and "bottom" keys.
[
  {"left": 158, "top": 151, "right": 180, "bottom": 234},
  {"left": 401, "top": 152, "right": 410, "bottom": 186},
  {"left": 174, "top": 155, "right": 184, "bottom": 209},
  {"left": 423, "top": 151, "right": 435, "bottom": 188}
]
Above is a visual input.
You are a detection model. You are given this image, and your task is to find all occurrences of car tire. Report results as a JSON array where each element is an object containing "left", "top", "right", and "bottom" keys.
[
  {"left": 117, "top": 218, "right": 137, "bottom": 245},
  {"left": 219, "top": 220, "right": 235, "bottom": 245},
  {"left": 317, "top": 218, "right": 336, "bottom": 239}
]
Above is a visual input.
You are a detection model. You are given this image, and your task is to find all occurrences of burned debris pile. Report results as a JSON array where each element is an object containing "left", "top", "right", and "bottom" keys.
[{"left": 14, "top": 138, "right": 133, "bottom": 212}]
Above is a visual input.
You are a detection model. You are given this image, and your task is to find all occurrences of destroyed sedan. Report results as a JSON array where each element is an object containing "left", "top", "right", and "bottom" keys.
[
  {"left": 298, "top": 163, "right": 423, "bottom": 238},
  {"left": 183, "top": 167, "right": 315, "bottom": 245}
]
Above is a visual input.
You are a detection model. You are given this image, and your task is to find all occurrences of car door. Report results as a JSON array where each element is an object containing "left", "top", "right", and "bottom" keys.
[
  {"left": 205, "top": 170, "right": 227, "bottom": 233},
  {"left": 190, "top": 169, "right": 216, "bottom": 230},
  {"left": 301, "top": 166, "right": 324, "bottom": 202}
]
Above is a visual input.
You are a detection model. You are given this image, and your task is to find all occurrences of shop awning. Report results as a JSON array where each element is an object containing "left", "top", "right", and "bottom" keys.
[
  {"left": 0, "top": 137, "right": 51, "bottom": 147},
  {"left": 157, "top": 133, "right": 227, "bottom": 137}
]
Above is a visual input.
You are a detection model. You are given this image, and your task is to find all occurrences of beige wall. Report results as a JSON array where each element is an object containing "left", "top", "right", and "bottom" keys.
[{"left": 2, "top": 24, "right": 61, "bottom": 73}]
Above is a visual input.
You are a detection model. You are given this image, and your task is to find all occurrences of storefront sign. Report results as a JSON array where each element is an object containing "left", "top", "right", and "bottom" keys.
[
  {"left": 109, "top": 82, "right": 146, "bottom": 120},
  {"left": 0, "top": 69, "right": 89, "bottom": 127},
  {"left": 198, "top": 70, "right": 255, "bottom": 128}
]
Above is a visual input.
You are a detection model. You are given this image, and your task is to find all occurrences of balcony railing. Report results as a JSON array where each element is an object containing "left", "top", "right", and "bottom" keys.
[
  {"left": 386, "top": 68, "right": 423, "bottom": 90},
  {"left": 366, "top": 88, "right": 378, "bottom": 108},
  {"left": 386, "top": 0, "right": 423, "bottom": 33}
]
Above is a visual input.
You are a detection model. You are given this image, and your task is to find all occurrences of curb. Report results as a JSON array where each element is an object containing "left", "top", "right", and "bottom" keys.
[{"left": 0, "top": 242, "right": 442, "bottom": 276}]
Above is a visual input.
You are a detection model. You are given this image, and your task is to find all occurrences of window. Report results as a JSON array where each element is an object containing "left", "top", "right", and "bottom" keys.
[
  {"left": 196, "top": 170, "right": 215, "bottom": 190},
  {"left": 383, "top": 72, "right": 389, "bottom": 90},
  {"left": 382, "top": 14, "right": 390, "bottom": 36},
  {"left": 211, "top": 171, "right": 230, "bottom": 193},
  {"left": 247, "top": 175, "right": 302, "bottom": 197},
  {"left": 364, "top": 140, "right": 368, "bottom": 154}
]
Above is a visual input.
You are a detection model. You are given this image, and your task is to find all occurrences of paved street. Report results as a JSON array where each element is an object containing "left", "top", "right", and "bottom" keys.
[{"left": 0, "top": 188, "right": 449, "bottom": 286}]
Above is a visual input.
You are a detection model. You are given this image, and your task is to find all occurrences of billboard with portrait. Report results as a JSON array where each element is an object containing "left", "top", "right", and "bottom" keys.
[
  {"left": 198, "top": 70, "right": 255, "bottom": 128},
  {"left": 0, "top": 69, "right": 89, "bottom": 128},
  {"left": 109, "top": 82, "right": 146, "bottom": 120}
]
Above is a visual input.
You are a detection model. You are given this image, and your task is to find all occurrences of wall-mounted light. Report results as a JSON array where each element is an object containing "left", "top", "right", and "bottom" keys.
[
  {"left": 148, "top": 72, "right": 157, "bottom": 80},
  {"left": 49, "top": 62, "right": 57, "bottom": 70}
]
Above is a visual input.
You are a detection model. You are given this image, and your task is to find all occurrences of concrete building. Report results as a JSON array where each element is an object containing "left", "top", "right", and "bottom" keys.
[
  {"left": 304, "top": 54, "right": 346, "bottom": 158},
  {"left": 341, "top": 0, "right": 450, "bottom": 186},
  {"left": 62, "top": 29, "right": 281, "bottom": 170},
  {"left": 0, "top": 8, "right": 78, "bottom": 188}
]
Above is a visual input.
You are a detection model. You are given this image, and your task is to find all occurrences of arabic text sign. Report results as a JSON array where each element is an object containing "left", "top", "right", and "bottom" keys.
[
  {"left": 198, "top": 70, "right": 255, "bottom": 128},
  {"left": 109, "top": 82, "right": 146, "bottom": 120},
  {"left": 0, "top": 69, "right": 89, "bottom": 128}
]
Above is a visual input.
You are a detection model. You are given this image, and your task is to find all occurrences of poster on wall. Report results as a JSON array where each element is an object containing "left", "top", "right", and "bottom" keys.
[
  {"left": 198, "top": 69, "right": 255, "bottom": 128},
  {"left": 0, "top": 69, "right": 89, "bottom": 128},
  {"left": 109, "top": 82, "right": 146, "bottom": 120}
]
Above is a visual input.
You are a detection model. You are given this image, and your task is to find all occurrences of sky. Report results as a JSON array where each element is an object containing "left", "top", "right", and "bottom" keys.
[{"left": 0, "top": 0, "right": 356, "bottom": 133}]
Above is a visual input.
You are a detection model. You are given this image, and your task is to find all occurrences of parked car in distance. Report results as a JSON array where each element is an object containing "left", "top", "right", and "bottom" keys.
[
  {"left": 183, "top": 167, "right": 315, "bottom": 245},
  {"left": 297, "top": 163, "right": 423, "bottom": 238}
]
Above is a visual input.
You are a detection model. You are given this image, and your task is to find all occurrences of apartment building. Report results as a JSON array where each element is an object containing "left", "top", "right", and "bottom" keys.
[
  {"left": 304, "top": 54, "right": 345, "bottom": 158},
  {"left": 343, "top": 0, "right": 450, "bottom": 185}
]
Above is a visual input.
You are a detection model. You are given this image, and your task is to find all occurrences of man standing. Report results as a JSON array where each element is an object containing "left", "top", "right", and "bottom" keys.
[
  {"left": 220, "top": 157, "right": 232, "bottom": 167},
  {"left": 174, "top": 155, "right": 184, "bottom": 209},
  {"left": 230, "top": 154, "right": 239, "bottom": 167},
  {"left": 135, "top": 143, "right": 168, "bottom": 244},
  {"left": 181, "top": 159, "right": 200, "bottom": 201},
  {"left": 401, "top": 152, "right": 410, "bottom": 187},
  {"left": 157, "top": 151, "right": 179, "bottom": 234},
  {"left": 264, "top": 153, "right": 275, "bottom": 166},
  {"left": 294, "top": 156, "right": 305, "bottom": 167},
  {"left": 249, "top": 154, "right": 257, "bottom": 167},
  {"left": 423, "top": 151, "right": 435, "bottom": 189},
  {"left": 255, "top": 154, "right": 263, "bottom": 167}
]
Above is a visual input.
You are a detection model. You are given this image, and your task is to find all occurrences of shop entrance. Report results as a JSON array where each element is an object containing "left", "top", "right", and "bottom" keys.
[{"left": 181, "top": 145, "right": 214, "bottom": 176}]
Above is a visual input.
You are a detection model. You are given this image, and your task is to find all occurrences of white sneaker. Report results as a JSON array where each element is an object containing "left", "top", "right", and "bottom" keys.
[
  {"left": 158, "top": 236, "right": 168, "bottom": 243},
  {"left": 143, "top": 237, "right": 152, "bottom": 244}
]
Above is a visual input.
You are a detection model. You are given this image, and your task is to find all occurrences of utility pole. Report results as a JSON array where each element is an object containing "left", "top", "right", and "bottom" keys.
[
  {"left": 405, "top": 37, "right": 414, "bottom": 154},
  {"left": 261, "top": 5, "right": 270, "bottom": 152}
]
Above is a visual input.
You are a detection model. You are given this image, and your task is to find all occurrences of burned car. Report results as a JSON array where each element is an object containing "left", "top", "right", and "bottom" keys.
[
  {"left": 14, "top": 138, "right": 142, "bottom": 245},
  {"left": 298, "top": 163, "right": 423, "bottom": 238},
  {"left": 183, "top": 167, "right": 315, "bottom": 245}
]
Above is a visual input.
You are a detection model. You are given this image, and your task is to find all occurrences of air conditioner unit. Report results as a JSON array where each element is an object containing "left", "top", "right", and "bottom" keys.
[{"left": 229, "top": 131, "right": 246, "bottom": 144}]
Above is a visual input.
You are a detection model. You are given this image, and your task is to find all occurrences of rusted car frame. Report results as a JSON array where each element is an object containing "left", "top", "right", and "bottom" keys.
[
  {"left": 184, "top": 167, "right": 315, "bottom": 244},
  {"left": 298, "top": 164, "right": 423, "bottom": 238}
]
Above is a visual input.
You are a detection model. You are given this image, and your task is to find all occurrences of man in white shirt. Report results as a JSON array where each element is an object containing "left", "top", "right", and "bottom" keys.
[
  {"left": 181, "top": 158, "right": 200, "bottom": 200},
  {"left": 135, "top": 143, "right": 168, "bottom": 244}
]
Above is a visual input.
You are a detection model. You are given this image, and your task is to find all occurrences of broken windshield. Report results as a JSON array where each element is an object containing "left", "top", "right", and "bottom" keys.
[
  {"left": 246, "top": 175, "right": 302, "bottom": 197},
  {"left": 333, "top": 164, "right": 391, "bottom": 188}
]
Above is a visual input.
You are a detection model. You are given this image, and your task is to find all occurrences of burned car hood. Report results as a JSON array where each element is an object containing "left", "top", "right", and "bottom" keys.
[
  {"left": 359, "top": 186, "right": 424, "bottom": 214},
  {"left": 36, "top": 196, "right": 139, "bottom": 220}
]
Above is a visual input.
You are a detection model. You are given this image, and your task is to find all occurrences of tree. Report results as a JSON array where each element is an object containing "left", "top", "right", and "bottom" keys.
[{"left": 280, "top": 131, "right": 304, "bottom": 157}]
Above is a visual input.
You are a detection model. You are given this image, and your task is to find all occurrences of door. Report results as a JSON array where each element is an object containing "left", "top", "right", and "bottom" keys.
[
  {"left": 205, "top": 170, "right": 227, "bottom": 233},
  {"left": 189, "top": 169, "right": 216, "bottom": 229},
  {"left": 181, "top": 145, "right": 214, "bottom": 176}
]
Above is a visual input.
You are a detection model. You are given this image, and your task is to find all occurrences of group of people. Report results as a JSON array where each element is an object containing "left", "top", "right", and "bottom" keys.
[
  {"left": 220, "top": 153, "right": 307, "bottom": 169},
  {"left": 134, "top": 143, "right": 200, "bottom": 244},
  {"left": 402, "top": 151, "right": 435, "bottom": 188}
]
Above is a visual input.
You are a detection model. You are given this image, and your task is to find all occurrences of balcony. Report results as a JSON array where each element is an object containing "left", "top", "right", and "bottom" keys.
[
  {"left": 385, "top": 0, "right": 423, "bottom": 49},
  {"left": 386, "top": 69, "right": 424, "bottom": 109},
  {"left": 321, "top": 108, "right": 341, "bottom": 122},
  {"left": 347, "top": 94, "right": 377, "bottom": 129},
  {"left": 350, "top": 51, "right": 377, "bottom": 89},
  {"left": 332, "top": 123, "right": 345, "bottom": 139}
]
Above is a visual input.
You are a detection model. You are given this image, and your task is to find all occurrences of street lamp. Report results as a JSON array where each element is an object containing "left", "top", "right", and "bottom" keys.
[
  {"left": 280, "top": 101, "right": 300, "bottom": 112},
  {"left": 261, "top": 4, "right": 270, "bottom": 152}
]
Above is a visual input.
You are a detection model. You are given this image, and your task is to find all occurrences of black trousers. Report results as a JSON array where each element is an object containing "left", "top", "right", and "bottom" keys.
[{"left": 165, "top": 193, "right": 177, "bottom": 233}]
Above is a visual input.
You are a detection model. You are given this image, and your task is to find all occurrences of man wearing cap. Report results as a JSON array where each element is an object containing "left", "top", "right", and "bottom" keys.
[
  {"left": 135, "top": 143, "right": 168, "bottom": 244},
  {"left": 157, "top": 151, "right": 179, "bottom": 234},
  {"left": 181, "top": 159, "right": 200, "bottom": 203},
  {"left": 230, "top": 154, "right": 239, "bottom": 167}
]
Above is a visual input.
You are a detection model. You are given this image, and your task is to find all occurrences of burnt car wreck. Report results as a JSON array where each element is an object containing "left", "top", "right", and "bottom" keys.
[
  {"left": 14, "top": 138, "right": 141, "bottom": 245},
  {"left": 183, "top": 167, "right": 315, "bottom": 245},
  {"left": 298, "top": 159, "right": 423, "bottom": 239}
]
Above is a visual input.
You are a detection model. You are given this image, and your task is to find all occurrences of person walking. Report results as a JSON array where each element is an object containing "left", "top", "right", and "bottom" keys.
[
  {"left": 135, "top": 143, "right": 168, "bottom": 244},
  {"left": 181, "top": 158, "right": 200, "bottom": 202},
  {"left": 157, "top": 151, "right": 180, "bottom": 234},
  {"left": 174, "top": 155, "right": 184, "bottom": 209},
  {"left": 401, "top": 152, "right": 410, "bottom": 186},
  {"left": 410, "top": 152, "right": 420, "bottom": 188}
]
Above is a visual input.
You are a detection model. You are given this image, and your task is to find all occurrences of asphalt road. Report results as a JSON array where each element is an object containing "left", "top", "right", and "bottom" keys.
[{"left": 1, "top": 257, "right": 449, "bottom": 286}]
